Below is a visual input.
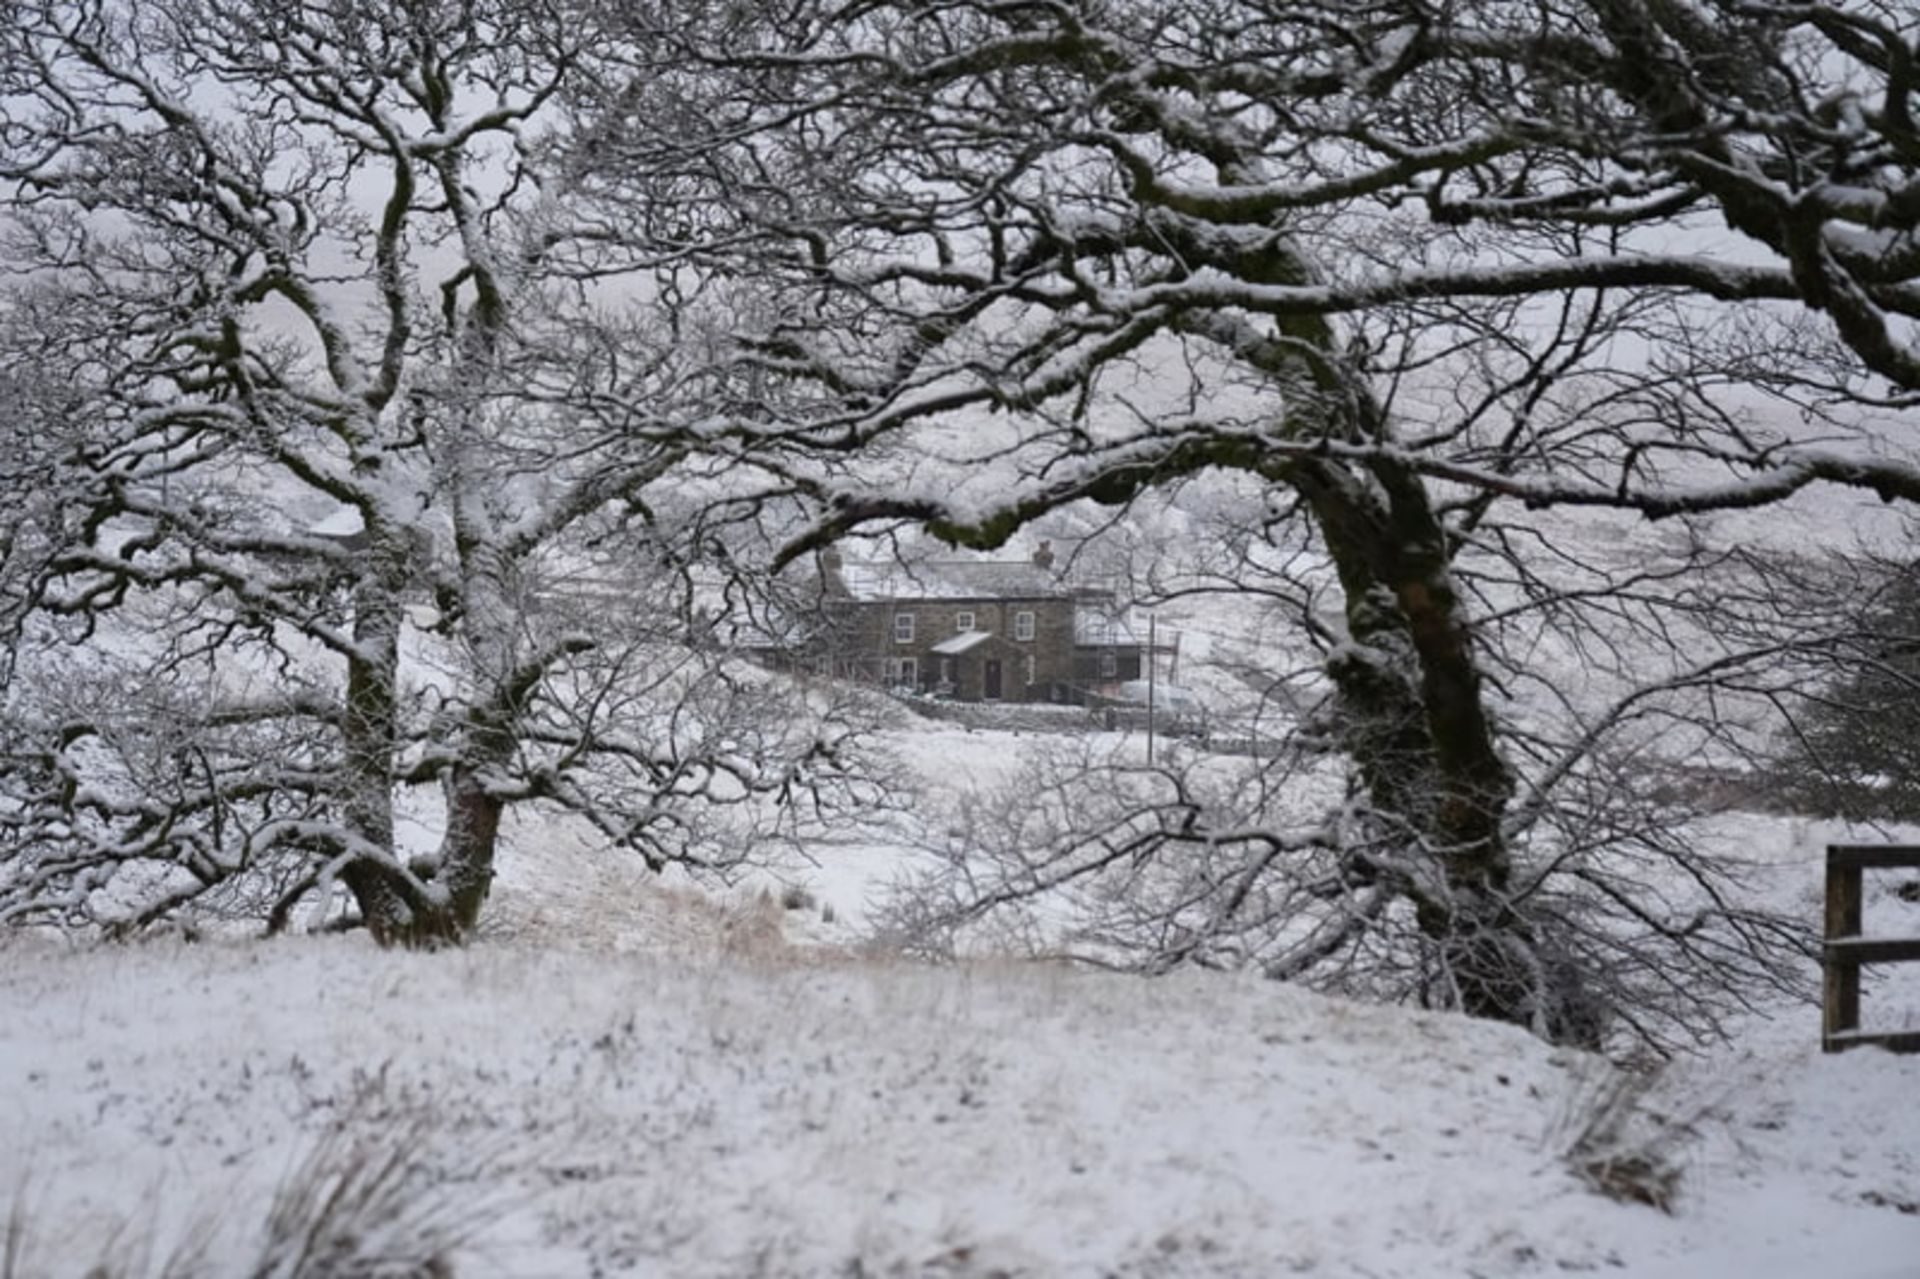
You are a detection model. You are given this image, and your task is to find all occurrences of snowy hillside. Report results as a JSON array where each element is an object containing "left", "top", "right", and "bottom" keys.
[
  {"left": 8, "top": 494, "right": 1920, "bottom": 1279},
  {"left": 3, "top": 844, "right": 1917, "bottom": 1278},
  {"left": 6, "top": 577, "right": 1919, "bottom": 1278}
]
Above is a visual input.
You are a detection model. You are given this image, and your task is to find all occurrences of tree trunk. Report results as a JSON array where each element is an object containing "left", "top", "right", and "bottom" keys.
[
  {"left": 1202, "top": 249, "right": 1583, "bottom": 1035},
  {"left": 1285, "top": 454, "right": 1587, "bottom": 1038},
  {"left": 422, "top": 544, "right": 544, "bottom": 942},
  {"left": 439, "top": 765, "right": 502, "bottom": 932},
  {"left": 337, "top": 543, "right": 468, "bottom": 948}
]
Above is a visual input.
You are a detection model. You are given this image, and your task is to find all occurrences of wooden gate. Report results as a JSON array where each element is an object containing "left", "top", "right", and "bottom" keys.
[{"left": 1824, "top": 845, "right": 1920, "bottom": 1053}]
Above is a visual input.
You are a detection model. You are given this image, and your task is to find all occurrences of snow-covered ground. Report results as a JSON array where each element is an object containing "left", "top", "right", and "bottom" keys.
[
  {"left": 3, "top": 821, "right": 1918, "bottom": 1278},
  {"left": 6, "top": 661, "right": 1920, "bottom": 1277}
]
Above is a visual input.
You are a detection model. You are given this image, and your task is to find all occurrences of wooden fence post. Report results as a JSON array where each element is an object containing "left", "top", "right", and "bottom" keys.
[
  {"left": 1823, "top": 849, "right": 1862, "bottom": 1052},
  {"left": 1823, "top": 845, "right": 1920, "bottom": 1054}
]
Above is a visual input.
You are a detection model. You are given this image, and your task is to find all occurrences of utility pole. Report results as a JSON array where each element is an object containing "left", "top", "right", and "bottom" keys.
[{"left": 1146, "top": 613, "right": 1156, "bottom": 764}]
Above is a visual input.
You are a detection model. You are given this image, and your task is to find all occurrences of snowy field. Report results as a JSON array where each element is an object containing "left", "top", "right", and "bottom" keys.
[{"left": 3, "top": 808, "right": 1918, "bottom": 1279}]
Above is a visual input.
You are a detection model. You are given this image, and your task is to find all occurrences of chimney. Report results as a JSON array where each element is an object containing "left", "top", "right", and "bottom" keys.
[{"left": 1032, "top": 539, "right": 1055, "bottom": 570}]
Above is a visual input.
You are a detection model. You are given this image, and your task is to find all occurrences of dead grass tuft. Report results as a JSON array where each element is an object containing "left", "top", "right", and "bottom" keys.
[
  {"left": 5, "top": 1112, "right": 506, "bottom": 1278},
  {"left": 1554, "top": 1063, "right": 1710, "bottom": 1214}
]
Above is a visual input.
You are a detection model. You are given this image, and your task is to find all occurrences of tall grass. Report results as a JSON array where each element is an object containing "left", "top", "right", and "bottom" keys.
[{"left": 5, "top": 1113, "right": 506, "bottom": 1278}]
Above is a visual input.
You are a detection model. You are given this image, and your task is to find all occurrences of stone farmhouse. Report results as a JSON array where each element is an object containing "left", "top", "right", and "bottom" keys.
[{"left": 809, "top": 543, "right": 1159, "bottom": 705}]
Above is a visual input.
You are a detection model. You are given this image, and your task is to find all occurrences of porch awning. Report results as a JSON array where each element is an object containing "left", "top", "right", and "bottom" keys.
[{"left": 930, "top": 630, "right": 994, "bottom": 655}]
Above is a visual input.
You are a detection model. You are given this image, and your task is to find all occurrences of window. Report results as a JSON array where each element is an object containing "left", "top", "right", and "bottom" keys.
[
  {"left": 954, "top": 610, "right": 975, "bottom": 632},
  {"left": 1099, "top": 652, "right": 1117, "bottom": 678},
  {"left": 897, "top": 656, "right": 918, "bottom": 687},
  {"left": 893, "top": 612, "right": 915, "bottom": 643},
  {"left": 1023, "top": 653, "right": 1036, "bottom": 686},
  {"left": 1014, "top": 610, "right": 1035, "bottom": 641}
]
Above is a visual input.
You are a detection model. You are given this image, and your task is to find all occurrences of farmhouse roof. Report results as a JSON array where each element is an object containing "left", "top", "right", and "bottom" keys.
[{"left": 831, "top": 556, "right": 1069, "bottom": 602}]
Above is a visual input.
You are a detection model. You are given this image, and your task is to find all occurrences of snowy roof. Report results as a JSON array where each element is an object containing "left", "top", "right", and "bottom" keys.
[
  {"left": 930, "top": 630, "right": 995, "bottom": 655},
  {"left": 831, "top": 556, "right": 1067, "bottom": 602},
  {"left": 308, "top": 506, "right": 365, "bottom": 538}
]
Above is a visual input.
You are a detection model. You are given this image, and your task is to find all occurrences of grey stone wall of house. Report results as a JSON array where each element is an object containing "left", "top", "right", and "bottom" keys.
[
  {"left": 1072, "top": 645, "right": 1144, "bottom": 695},
  {"left": 823, "top": 596, "right": 1078, "bottom": 701}
]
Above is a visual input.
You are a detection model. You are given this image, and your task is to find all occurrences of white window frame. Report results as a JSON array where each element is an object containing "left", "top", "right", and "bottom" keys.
[
  {"left": 897, "top": 656, "right": 918, "bottom": 687},
  {"left": 893, "top": 612, "right": 915, "bottom": 644},
  {"left": 954, "top": 610, "right": 975, "bottom": 632},
  {"left": 1099, "top": 651, "right": 1117, "bottom": 678},
  {"left": 1014, "top": 610, "right": 1035, "bottom": 641},
  {"left": 1023, "top": 653, "right": 1036, "bottom": 686}
]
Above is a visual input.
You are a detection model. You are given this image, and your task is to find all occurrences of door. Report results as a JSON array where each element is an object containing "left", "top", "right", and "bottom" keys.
[{"left": 984, "top": 659, "right": 1003, "bottom": 701}]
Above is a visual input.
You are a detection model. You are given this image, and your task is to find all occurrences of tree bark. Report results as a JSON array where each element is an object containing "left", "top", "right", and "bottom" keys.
[
  {"left": 439, "top": 764, "right": 502, "bottom": 933},
  {"left": 1283, "top": 453, "right": 1584, "bottom": 1036},
  {"left": 424, "top": 545, "right": 554, "bottom": 942},
  {"left": 337, "top": 536, "right": 468, "bottom": 948}
]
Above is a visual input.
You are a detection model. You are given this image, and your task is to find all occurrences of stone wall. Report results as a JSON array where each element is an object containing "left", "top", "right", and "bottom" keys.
[{"left": 895, "top": 694, "right": 1102, "bottom": 733}]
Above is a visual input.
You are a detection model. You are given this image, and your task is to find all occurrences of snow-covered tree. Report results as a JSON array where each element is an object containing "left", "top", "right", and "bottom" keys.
[
  {"left": 5, "top": 0, "right": 1912, "bottom": 1048},
  {"left": 1770, "top": 552, "right": 1920, "bottom": 821},
  {"left": 556, "top": 0, "right": 1920, "bottom": 1046},
  {"left": 0, "top": 0, "right": 872, "bottom": 944}
]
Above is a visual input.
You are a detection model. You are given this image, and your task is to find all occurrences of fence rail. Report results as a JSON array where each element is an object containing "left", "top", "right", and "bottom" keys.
[{"left": 1824, "top": 845, "right": 1920, "bottom": 1054}]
